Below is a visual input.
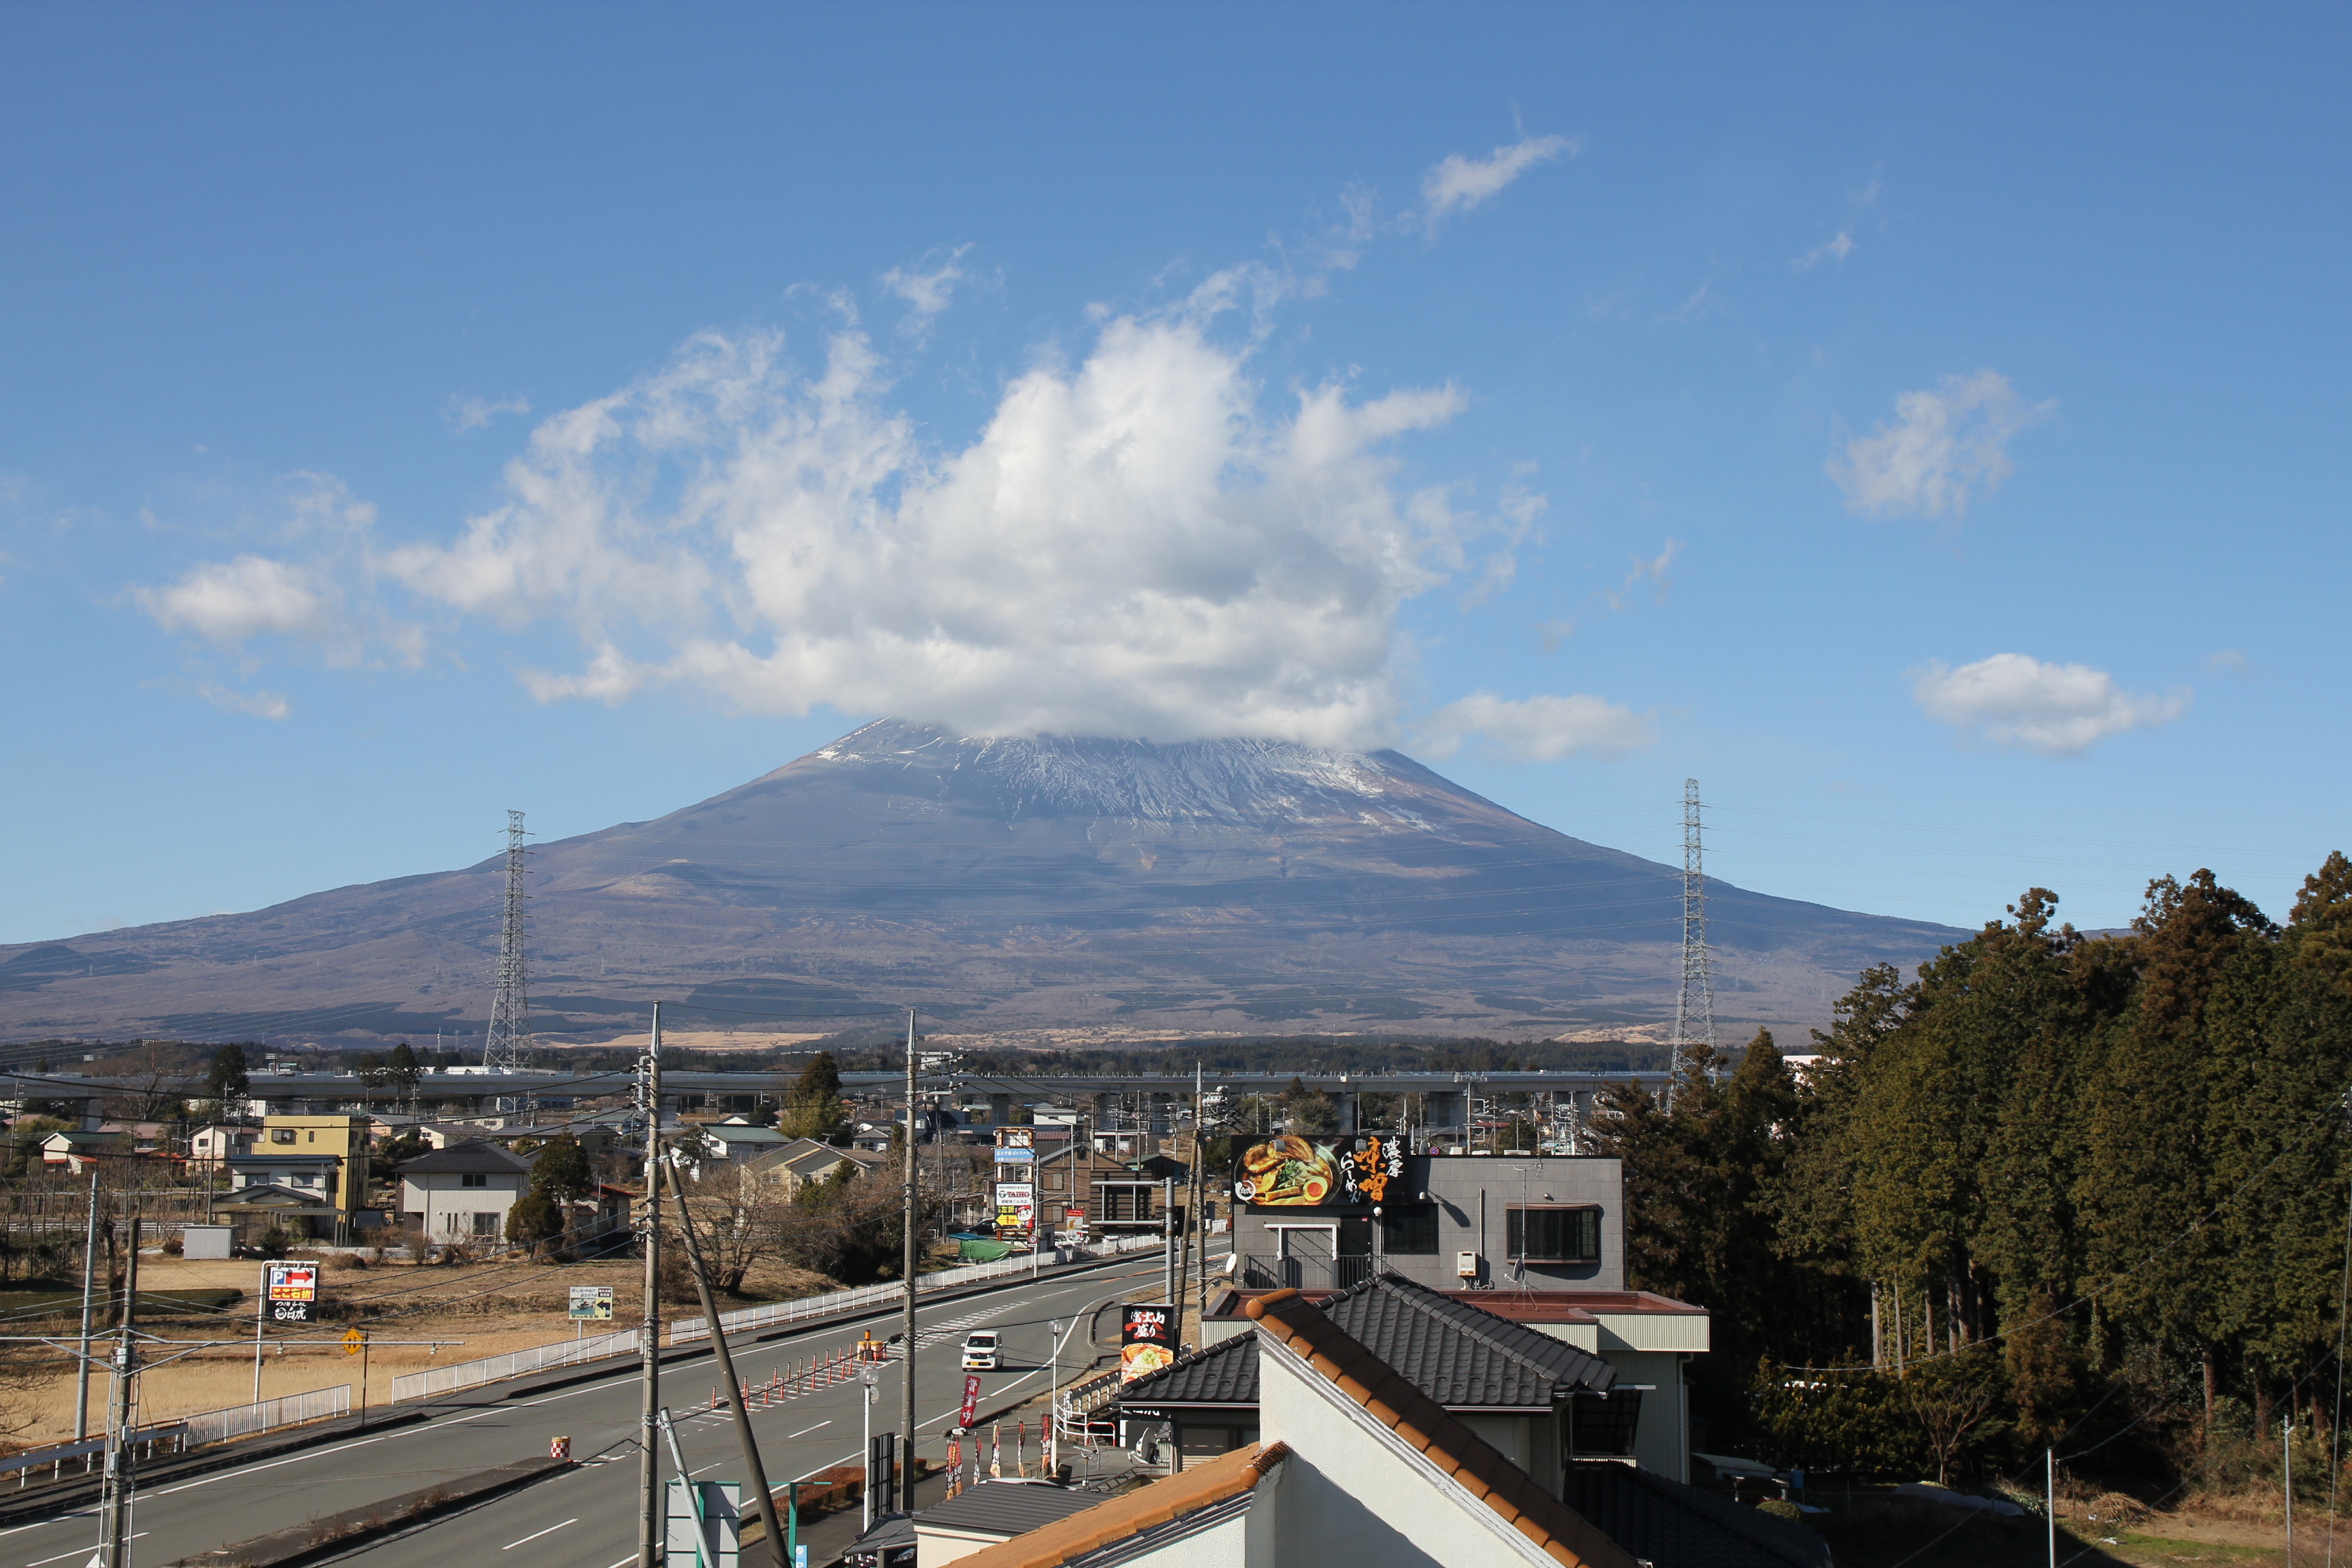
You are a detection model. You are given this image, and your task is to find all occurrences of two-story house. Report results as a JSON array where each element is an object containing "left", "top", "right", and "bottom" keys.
[{"left": 393, "top": 1141, "right": 537, "bottom": 1242}]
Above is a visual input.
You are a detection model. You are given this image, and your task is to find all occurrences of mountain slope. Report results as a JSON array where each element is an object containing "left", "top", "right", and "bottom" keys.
[{"left": 0, "top": 719, "right": 1963, "bottom": 1045}]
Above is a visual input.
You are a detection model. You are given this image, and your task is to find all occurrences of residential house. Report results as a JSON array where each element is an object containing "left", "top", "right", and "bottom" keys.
[
  {"left": 394, "top": 1140, "right": 537, "bottom": 1243},
  {"left": 188, "top": 1124, "right": 259, "bottom": 1172},
  {"left": 258, "top": 1115, "right": 371, "bottom": 1216},
  {"left": 938, "top": 1288, "right": 1824, "bottom": 1568},
  {"left": 227, "top": 1151, "right": 345, "bottom": 1210},
  {"left": 210, "top": 1183, "right": 340, "bottom": 1245},
  {"left": 1122, "top": 1274, "right": 1641, "bottom": 1474},
  {"left": 1216, "top": 1147, "right": 1705, "bottom": 1479},
  {"left": 681, "top": 1118, "right": 791, "bottom": 1164},
  {"left": 741, "top": 1138, "right": 885, "bottom": 1200},
  {"left": 39, "top": 1130, "right": 130, "bottom": 1174}
]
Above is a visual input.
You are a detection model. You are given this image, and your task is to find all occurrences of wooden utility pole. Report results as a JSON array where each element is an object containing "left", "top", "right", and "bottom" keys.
[
  {"left": 664, "top": 1158, "right": 787, "bottom": 1566},
  {"left": 99, "top": 1211, "right": 139, "bottom": 1567}
]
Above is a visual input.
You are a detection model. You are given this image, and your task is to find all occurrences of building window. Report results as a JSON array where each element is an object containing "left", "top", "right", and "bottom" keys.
[
  {"left": 271, "top": 1129, "right": 297, "bottom": 1144},
  {"left": 461, "top": 1173, "right": 488, "bottom": 1189},
  {"left": 1505, "top": 1206, "right": 1601, "bottom": 1264},
  {"left": 472, "top": 1213, "right": 499, "bottom": 1237},
  {"left": 1379, "top": 1206, "right": 1440, "bottom": 1256}
]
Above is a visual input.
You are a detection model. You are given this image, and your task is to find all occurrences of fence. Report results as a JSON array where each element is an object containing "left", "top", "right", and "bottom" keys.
[
  {"left": 180, "top": 1384, "right": 350, "bottom": 1446},
  {"left": 1234, "top": 1254, "right": 1375, "bottom": 1292},
  {"left": 391, "top": 1327, "right": 638, "bottom": 1403},
  {"left": 390, "top": 1234, "right": 1171, "bottom": 1403},
  {"left": 2, "top": 1388, "right": 348, "bottom": 1488}
]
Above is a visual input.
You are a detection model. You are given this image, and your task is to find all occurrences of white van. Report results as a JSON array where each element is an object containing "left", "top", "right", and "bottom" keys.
[{"left": 961, "top": 1330, "right": 1000, "bottom": 1371}]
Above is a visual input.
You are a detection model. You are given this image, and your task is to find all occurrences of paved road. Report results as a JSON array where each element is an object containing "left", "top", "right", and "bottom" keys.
[{"left": 1, "top": 1252, "right": 1192, "bottom": 1568}]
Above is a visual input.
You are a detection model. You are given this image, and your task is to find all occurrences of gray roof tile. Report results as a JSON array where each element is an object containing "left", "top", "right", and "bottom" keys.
[
  {"left": 1117, "top": 1273, "right": 1614, "bottom": 1413},
  {"left": 917, "top": 1480, "right": 1107, "bottom": 1537}
]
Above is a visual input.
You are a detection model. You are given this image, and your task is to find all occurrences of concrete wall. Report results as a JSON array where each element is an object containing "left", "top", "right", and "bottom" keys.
[
  {"left": 1258, "top": 1330, "right": 1555, "bottom": 1568},
  {"left": 1232, "top": 1154, "right": 1623, "bottom": 1294}
]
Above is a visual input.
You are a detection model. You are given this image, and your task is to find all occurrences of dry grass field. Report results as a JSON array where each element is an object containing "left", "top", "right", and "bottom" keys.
[{"left": 4, "top": 1248, "right": 838, "bottom": 1447}]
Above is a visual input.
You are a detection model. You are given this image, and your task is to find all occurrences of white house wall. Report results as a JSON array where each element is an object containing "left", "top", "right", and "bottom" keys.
[{"left": 1257, "top": 1334, "right": 1556, "bottom": 1568}]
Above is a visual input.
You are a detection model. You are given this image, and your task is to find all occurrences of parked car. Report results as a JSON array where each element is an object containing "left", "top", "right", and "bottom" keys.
[{"left": 961, "top": 1330, "right": 1001, "bottom": 1371}]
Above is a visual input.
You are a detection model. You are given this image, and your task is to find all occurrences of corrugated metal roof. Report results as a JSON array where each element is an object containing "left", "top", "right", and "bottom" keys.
[{"left": 918, "top": 1480, "right": 1119, "bottom": 1537}]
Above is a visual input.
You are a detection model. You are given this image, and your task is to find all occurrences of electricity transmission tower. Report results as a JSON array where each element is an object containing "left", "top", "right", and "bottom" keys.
[
  {"left": 1667, "top": 777, "right": 1716, "bottom": 1107},
  {"left": 483, "top": 809, "right": 534, "bottom": 1075}
]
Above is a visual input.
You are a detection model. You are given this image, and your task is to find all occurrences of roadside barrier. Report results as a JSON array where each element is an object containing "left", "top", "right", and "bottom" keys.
[
  {"left": 393, "top": 1232, "right": 1175, "bottom": 1404},
  {"left": 391, "top": 1327, "right": 638, "bottom": 1403}
]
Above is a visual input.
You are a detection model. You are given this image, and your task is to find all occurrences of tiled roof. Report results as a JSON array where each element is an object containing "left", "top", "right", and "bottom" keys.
[
  {"left": 1558, "top": 1464, "right": 1830, "bottom": 1568},
  {"left": 1247, "top": 1289, "right": 1636, "bottom": 1568},
  {"left": 1117, "top": 1332, "right": 1258, "bottom": 1407},
  {"left": 1323, "top": 1273, "right": 1614, "bottom": 1406},
  {"left": 392, "top": 1139, "right": 535, "bottom": 1175},
  {"left": 938, "top": 1442, "right": 1288, "bottom": 1568},
  {"left": 1120, "top": 1272, "right": 1611, "bottom": 1414},
  {"left": 919, "top": 1480, "right": 1114, "bottom": 1538}
]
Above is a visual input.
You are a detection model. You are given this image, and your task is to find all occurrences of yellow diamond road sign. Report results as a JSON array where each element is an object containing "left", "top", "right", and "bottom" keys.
[{"left": 343, "top": 1328, "right": 365, "bottom": 1356}]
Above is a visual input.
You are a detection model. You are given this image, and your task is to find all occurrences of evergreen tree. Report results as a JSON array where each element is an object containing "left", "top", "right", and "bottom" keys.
[
  {"left": 206, "top": 1043, "right": 250, "bottom": 1104},
  {"left": 779, "top": 1052, "right": 850, "bottom": 1142},
  {"left": 528, "top": 1134, "right": 595, "bottom": 1206}
]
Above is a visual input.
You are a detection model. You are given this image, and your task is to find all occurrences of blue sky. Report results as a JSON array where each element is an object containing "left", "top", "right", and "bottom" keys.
[{"left": 3, "top": 4, "right": 2345, "bottom": 948}]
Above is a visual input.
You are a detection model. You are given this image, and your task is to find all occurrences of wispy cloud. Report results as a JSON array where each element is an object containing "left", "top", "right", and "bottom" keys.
[
  {"left": 1793, "top": 230, "right": 1854, "bottom": 272},
  {"left": 1828, "top": 370, "right": 2052, "bottom": 519},
  {"left": 197, "top": 684, "right": 292, "bottom": 720},
  {"left": 1539, "top": 540, "right": 1680, "bottom": 651},
  {"left": 446, "top": 395, "right": 532, "bottom": 433},
  {"left": 1912, "top": 653, "right": 2187, "bottom": 754},
  {"left": 1421, "top": 134, "right": 1576, "bottom": 229},
  {"left": 1419, "top": 690, "right": 1656, "bottom": 763},
  {"left": 881, "top": 244, "right": 973, "bottom": 334}
]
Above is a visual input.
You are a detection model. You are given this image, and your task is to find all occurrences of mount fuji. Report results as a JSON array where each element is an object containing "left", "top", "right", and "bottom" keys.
[{"left": 0, "top": 719, "right": 1962, "bottom": 1047}]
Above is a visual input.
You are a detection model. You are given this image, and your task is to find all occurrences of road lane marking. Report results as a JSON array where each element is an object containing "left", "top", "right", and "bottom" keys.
[
  {"left": 27, "top": 1535, "right": 140, "bottom": 1565},
  {"left": 785, "top": 1422, "right": 830, "bottom": 1439},
  {"left": 0, "top": 1264, "right": 1161, "bottom": 1545},
  {"left": 500, "top": 1518, "right": 577, "bottom": 1550}
]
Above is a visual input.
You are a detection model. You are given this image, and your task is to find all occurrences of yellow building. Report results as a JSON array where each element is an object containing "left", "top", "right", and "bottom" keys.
[{"left": 257, "top": 1115, "right": 371, "bottom": 1215}]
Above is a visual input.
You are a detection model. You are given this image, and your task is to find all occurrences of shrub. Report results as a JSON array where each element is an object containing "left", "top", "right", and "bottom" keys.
[{"left": 1757, "top": 1499, "right": 1803, "bottom": 1523}]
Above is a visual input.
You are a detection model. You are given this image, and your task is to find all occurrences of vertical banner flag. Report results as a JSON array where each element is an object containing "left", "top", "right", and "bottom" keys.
[
  {"left": 1120, "top": 1303, "right": 1176, "bottom": 1383},
  {"left": 960, "top": 1373, "right": 982, "bottom": 1427}
]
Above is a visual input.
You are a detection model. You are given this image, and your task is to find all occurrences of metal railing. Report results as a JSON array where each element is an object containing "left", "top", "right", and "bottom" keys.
[
  {"left": 180, "top": 1385, "right": 350, "bottom": 1446},
  {"left": 391, "top": 1329, "right": 638, "bottom": 1403},
  {"left": 1235, "top": 1254, "right": 1375, "bottom": 1292}
]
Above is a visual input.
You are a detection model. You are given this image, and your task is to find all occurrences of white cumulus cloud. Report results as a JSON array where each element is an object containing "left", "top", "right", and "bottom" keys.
[
  {"left": 1419, "top": 691, "right": 1656, "bottom": 764},
  {"left": 1422, "top": 135, "right": 1575, "bottom": 228},
  {"left": 376, "top": 282, "right": 1554, "bottom": 748},
  {"left": 137, "top": 555, "right": 335, "bottom": 644},
  {"left": 1828, "top": 371, "right": 2051, "bottom": 519},
  {"left": 1911, "top": 653, "right": 2188, "bottom": 755}
]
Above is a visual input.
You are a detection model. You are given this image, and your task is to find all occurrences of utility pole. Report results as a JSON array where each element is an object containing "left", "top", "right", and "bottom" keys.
[
  {"left": 900, "top": 1007, "right": 918, "bottom": 1514},
  {"left": 1667, "top": 777, "right": 1716, "bottom": 1109},
  {"left": 1162, "top": 1176, "right": 1176, "bottom": 1309},
  {"left": 99, "top": 1212, "right": 139, "bottom": 1568},
  {"left": 1191, "top": 1064, "right": 1210, "bottom": 1341},
  {"left": 74, "top": 1171, "right": 97, "bottom": 1441},
  {"left": 664, "top": 1158, "right": 787, "bottom": 1566},
  {"left": 636, "top": 1004, "right": 664, "bottom": 1568}
]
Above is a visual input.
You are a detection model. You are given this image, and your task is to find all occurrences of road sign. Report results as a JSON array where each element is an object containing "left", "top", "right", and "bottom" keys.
[
  {"left": 342, "top": 1328, "right": 366, "bottom": 1356},
  {"left": 960, "top": 1373, "right": 982, "bottom": 1427},
  {"left": 264, "top": 1261, "right": 319, "bottom": 1325},
  {"left": 568, "top": 1285, "right": 616, "bottom": 1322}
]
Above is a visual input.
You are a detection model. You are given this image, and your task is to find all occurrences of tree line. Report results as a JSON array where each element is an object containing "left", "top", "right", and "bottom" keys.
[{"left": 1593, "top": 856, "right": 2352, "bottom": 1493}]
